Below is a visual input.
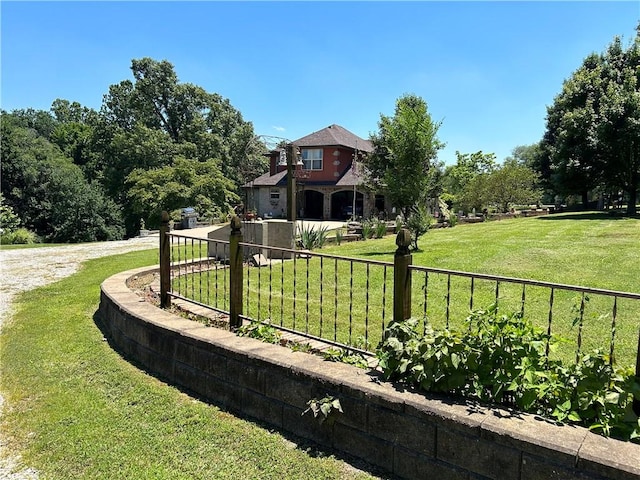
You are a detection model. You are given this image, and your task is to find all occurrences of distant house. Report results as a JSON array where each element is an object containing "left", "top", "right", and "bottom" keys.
[{"left": 244, "top": 124, "right": 389, "bottom": 220}]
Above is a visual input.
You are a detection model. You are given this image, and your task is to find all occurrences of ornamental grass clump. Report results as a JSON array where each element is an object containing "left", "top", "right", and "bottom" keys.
[
  {"left": 376, "top": 304, "right": 640, "bottom": 442},
  {"left": 297, "top": 223, "right": 329, "bottom": 250}
]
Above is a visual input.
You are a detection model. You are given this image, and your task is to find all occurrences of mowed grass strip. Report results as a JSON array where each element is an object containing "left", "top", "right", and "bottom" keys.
[
  {"left": 178, "top": 212, "right": 639, "bottom": 365},
  {"left": 322, "top": 212, "right": 640, "bottom": 365},
  {"left": 0, "top": 249, "right": 377, "bottom": 480}
]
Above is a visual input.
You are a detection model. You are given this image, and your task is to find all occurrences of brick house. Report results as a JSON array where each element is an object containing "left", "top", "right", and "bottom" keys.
[{"left": 244, "top": 124, "right": 389, "bottom": 220}]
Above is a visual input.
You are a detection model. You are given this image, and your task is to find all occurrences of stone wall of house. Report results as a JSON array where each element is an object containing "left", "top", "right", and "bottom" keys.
[{"left": 99, "top": 266, "right": 640, "bottom": 480}]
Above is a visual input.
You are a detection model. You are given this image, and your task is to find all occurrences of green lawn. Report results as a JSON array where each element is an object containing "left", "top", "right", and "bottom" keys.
[
  {"left": 3, "top": 211, "right": 638, "bottom": 478},
  {"left": 322, "top": 212, "right": 640, "bottom": 364},
  {"left": 0, "top": 249, "right": 377, "bottom": 480},
  {"left": 198, "top": 211, "right": 640, "bottom": 366}
]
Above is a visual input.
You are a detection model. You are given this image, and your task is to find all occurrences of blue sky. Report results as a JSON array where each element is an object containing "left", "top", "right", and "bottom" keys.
[{"left": 2, "top": 1, "right": 639, "bottom": 164}]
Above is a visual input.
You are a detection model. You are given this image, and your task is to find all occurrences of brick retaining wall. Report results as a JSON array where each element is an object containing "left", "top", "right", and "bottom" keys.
[{"left": 99, "top": 266, "right": 640, "bottom": 480}]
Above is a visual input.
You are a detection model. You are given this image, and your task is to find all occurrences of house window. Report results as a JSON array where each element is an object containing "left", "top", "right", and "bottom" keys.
[
  {"left": 270, "top": 189, "right": 280, "bottom": 203},
  {"left": 302, "top": 148, "right": 323, "bottom": 170}
]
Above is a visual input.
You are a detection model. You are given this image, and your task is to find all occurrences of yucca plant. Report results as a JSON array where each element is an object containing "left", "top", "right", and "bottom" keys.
[{"left": 297, "top": 222, "right": 329, "bottom": 250}]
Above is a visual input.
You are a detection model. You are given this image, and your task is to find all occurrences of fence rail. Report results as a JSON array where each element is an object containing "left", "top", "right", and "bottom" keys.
[{"left": 159, "top": 215, "right": 640, "bottom": 377}]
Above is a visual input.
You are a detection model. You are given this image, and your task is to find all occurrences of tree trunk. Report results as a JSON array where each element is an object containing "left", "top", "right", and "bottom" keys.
[
  {"left": 626, "top": 187, "right": 637, "bottom": 215},
  {"left": 581, "top": 191, "right": 589, "bottom": 210}
]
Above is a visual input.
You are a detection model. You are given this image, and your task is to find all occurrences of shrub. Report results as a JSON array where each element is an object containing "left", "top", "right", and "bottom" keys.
[
  {"left": 0, "top": 193, "right": 20, "bottom": 233},
  {"left": 334, "top": 227, "right": 344, "bottom": 246},
  {"left": 322, "top": 347, "right": 368, "bottom": 369},
  {"left": 0, "top": 227, "right": 38, "bottom": 245},
  {"left": 377, "top": 305, "right": 640, "bottom": 441}
]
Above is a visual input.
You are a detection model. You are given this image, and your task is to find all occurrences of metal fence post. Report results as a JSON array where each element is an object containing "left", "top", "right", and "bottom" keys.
[
  {"left": 393, "top": 228, "right": 412, "bottom": 323},
  {"left": 160, "top": 210, "right": 171, "bottom": 309},
  {"left": 229, "top": 215, "right": 244, "bottom": 330}
]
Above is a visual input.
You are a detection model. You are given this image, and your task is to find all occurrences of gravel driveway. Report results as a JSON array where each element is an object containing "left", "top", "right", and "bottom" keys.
[{"left": 0, "top": 235, "right": 159, "bottom": 479}]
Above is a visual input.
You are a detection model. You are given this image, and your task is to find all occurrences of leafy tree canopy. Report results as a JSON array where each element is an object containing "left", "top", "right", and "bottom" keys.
[
  {"left": 97, "top": 58, "right": 267, "bottom": 233},
  {"left": 442, "top": 151, "right": 497, "bottom": 211},
  {"left": 462, "top": 160, "right": 542, "bottom": 213},
  {"left": 541, "top": 27, "right": 640, "bottom": 213},
  {"left": 0, "top": 111, "right": 124, "bottom": 242},
  {"left": 126, "top": 157, "right": 239, "bottom": 229},
  {"left": 365, "top": 93, "right": 444, "bottom": 218},
  {"left": 101, "top": 58, "right": 267, "bottom": 187}
]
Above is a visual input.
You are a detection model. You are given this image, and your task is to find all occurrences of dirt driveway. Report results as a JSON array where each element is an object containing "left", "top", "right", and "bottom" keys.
[{"left": 0, "top": 235, "right": 159, "bottom": 329}]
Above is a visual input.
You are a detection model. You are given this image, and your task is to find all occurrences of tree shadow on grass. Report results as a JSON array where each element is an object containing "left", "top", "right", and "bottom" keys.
[
  {"left": 358, "top": 250, "right": 396, "bottom": 258},
  {"left": 537, "top": 211, "right": 640, "bottom": 221}
]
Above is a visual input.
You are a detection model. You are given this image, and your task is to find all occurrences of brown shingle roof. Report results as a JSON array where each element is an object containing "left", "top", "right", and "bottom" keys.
[
  {"left": 243, "top": 170, "right": 287, "bottom": 188},
  {"left": 293, "top": 124, "right": 372, "bottom": 152},
  {"left": 335, "top": 165, "right": 365, "bottom": 187}
]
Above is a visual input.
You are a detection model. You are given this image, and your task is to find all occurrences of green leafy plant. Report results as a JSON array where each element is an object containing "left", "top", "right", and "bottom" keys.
[
  {"left": 334, "top": 227, "right": 344, "bottom": 246},
  {"left": 0, "top": 227, "right": 39, "bottom": 245},
  {"left": 297, "top": 222, "right": 329, "bottom": 250},
  {"left": 236, "top": 321, "right": 281, "bottom": 344},
  {"left": 302, "top": 395, "right": 343, "bottom": 425},
  {"left": 376, "top": 305, "right": 640, "bottom": 441},
  {"left": 394, "top": 215, "right": 404, "bottom": 233},
  {"left": 374, "top": 219, "right": 387, "bottom": 239},
  {"left": 322, "top": 347, "right": 368, "bottom": 369},
  {"left": 289, "top": 341, "right": 313, "bottom": 353},
  {"left": 360, "top": 220, "right": 374, "bottom": 240},
  {"left": 0, "top": 193, "right": 21, "bottom": 235},
  {"left": 405, "top": 204, "right": 433, "bottom": 250}
]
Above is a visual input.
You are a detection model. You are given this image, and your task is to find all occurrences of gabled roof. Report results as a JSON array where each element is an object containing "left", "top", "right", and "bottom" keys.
[
  {"left": 293, "top": 124, "right": 372, "bottom": 152},
  {"left": 335, "top": 165, "right": 365, "bottom": 187},
  {"left": 243, "top": 170, "right": 287, "bottom": 188}
]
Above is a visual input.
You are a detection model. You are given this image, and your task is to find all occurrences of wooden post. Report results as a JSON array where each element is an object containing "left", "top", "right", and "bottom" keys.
[
  {"left": 286, "top": 143, "right": 297, "bottom": 223},
  {"left": 160, "top": 210, "right": 171, "bottom": 309},
  {"left": 393, "top": 228, "right": 412, "bottom": 323},
  {"left": 229, "top": 215, "right": 243, "bottom": 330}
]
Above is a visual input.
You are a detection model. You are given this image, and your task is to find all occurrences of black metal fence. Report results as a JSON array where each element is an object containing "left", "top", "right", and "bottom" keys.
[{"left": 159, "top": 216, "right": 640, "bottom": 374}]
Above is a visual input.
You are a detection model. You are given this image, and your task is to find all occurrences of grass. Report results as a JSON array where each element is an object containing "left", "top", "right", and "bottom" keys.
[
  {"left": 177, "top": 211, "right": 640, "bottom": 366},
  {"left": 322, "top": 212, "right": 640, "bottom": 364},
  {"left": 0, "top": 248, "right": 377, "bottom": 480},
  {"left": 3, "top": 212, "right": 639, "bottom": 477},
  {"left": 0, "top": 242, "right": 65, "bottom": 250}
]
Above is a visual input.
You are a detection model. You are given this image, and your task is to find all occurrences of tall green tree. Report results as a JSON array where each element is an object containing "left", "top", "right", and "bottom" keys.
[
  {"left": 542, "top": 28, "right": 640, "bottom": 213},
  {"left": 505, "top": 143, "right": 554, "bottom": 204},
  {"left": 365, "top": 94, "right": 444, "bottom": 247},
  {"left": 0, "top": 111, "right": 124, "bottom": 242},
  {"left": 597, "top": 36, "right": 640, "bottom": 213},
  {"left": 542, "top": 53, "right": 605, "bottom": 207},
  {"left": 49, "top": 99, "right": 103, "bottom": 180},
  {"left": 101, "top": 58, "right": 266, "bottom": 186},
  {"left": 484, "top": 160, "right": 542, "bottom": 213},
  {"left": 99, "top": 58, "right": 267, "bottom": 234},
  {"left": 442, "top": 151, "right": 497, "bottom": 211},
  {"left": 461, "top": 160, "right": 541, "bottom": 213},
  {"left": 125, "top": 157, "right": 238, "bottom": 228}
]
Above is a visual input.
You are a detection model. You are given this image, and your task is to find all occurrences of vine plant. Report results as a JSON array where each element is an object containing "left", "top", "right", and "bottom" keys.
[{"left": 376, "top": 304, "right": 640, "bottom": 442}]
